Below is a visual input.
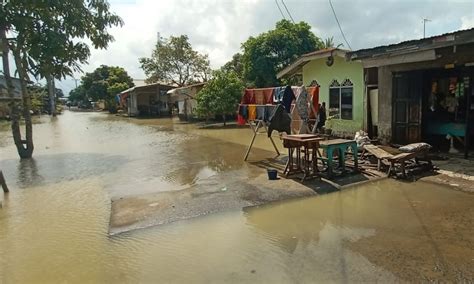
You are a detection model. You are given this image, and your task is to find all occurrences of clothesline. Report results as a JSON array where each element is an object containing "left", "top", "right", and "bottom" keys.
[{"left": 240, "top": 85, "right": 321, "bottom": 160}]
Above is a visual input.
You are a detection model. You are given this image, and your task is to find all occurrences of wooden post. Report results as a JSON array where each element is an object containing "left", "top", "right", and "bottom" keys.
[{"left": 0, "top": 170, "right": 9, "bottom": 193}]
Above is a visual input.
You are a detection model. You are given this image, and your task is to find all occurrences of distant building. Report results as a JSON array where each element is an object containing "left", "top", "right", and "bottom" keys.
[
  {"left": 0, "top": 76, "right": 23, "bottom": 118},
  {"left": 119, "top": 82, "right": 175, "bottom": 117},
  {"left": 0, "top": 75, "right": 23, "bottom": 101},
  {"left": 167, "top": 82, "right": 206, "bottom": 121}
]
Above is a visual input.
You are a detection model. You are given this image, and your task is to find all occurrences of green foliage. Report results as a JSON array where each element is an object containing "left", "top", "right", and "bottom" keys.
[
  {"left": 241, "top": 19, "right": 323, "bottom": 87},
  {"left": 139, "top": 35, "right": 211, "bottom": 86},
  {"left": 323, "top": 37, "right": 335, "bottom": 48},
  {"left": 81, "top": 65, "right": 134, "bottom": 100},
  {"left": 196, "top": 70, "right": 244, "bottom": 124},
  {"left": 221, "top": 53, "right": 244, "bottom": 80},
  {"left": 68, "top": 85, "right": 88, "bottom": 104},
  {"left": 0, "top": 0, "right": 124, "bottom": 80}
]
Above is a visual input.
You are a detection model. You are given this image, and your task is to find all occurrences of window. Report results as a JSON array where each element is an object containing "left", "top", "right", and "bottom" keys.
[{"left": 328, "top": 79, "right": 353, "bottom": 120}]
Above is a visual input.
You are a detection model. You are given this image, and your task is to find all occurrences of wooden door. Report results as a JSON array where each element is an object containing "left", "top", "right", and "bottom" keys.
[{"left": 392, "top": 72, "right": 422, "bottom": 144}]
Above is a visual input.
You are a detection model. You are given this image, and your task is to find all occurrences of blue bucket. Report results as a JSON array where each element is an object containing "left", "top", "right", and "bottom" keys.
[{"left": 267, "top": 169, "right": 278, "bottom": 180}]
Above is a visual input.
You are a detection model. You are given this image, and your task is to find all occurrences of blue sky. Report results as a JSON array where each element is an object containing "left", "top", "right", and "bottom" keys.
[{"left": 34, "top": 0, "right": 474, "bottom": 94}]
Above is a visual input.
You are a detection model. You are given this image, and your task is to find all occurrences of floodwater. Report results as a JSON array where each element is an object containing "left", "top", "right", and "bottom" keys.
[{"left": 0, "top": 111, "right": 473, "bottom": 282}]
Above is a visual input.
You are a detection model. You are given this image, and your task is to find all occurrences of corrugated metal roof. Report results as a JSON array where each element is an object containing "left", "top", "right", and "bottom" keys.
[{"left": 348, "top": 28, "right": 474, "bottom": 60}]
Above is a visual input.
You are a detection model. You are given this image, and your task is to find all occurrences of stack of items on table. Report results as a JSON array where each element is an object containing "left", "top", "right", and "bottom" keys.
[{"left": 237, "top": 85, "right": 319, "bottom": 136}]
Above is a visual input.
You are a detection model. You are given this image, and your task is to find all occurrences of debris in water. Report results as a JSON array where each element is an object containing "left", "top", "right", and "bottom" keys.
[{"left": 221, "top": 187, "right": 227, "bottom": 191}]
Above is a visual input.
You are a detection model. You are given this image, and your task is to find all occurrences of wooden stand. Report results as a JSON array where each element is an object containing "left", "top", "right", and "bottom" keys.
[
  {"left": 0, "top": 170, "right": 9, "bottom": 193},
  {"left": 282, "top": 135, "right": 323, "bottom": 181},
  {"left": 244, "top": 120, "right": 280, "bottom": 161}
]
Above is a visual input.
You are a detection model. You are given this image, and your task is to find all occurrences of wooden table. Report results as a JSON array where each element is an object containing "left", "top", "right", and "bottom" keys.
[
  {"left": 318, "top": 139, "right": 358, "bottom": 178},
  {"left": 282, "top": 134, "right": 323, "bottom": 181}
]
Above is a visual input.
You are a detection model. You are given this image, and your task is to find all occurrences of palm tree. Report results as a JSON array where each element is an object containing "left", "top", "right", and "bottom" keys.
[{"left": 323, "top": 37, "right": 344, "bottom": 49}]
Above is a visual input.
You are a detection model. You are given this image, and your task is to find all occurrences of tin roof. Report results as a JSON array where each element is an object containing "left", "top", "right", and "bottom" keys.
[{"left": 348, "top": 28, "right": 474, "bottom": 60}]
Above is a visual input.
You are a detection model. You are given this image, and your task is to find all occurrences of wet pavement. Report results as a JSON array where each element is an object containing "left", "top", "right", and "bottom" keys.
[{"left": 0, "top": 111, "right": 473, "bottom": 282}]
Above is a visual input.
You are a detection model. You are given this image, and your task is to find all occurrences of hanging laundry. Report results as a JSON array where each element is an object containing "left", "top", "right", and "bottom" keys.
[
  {"left": 308, "top": 86, "right": 320, "bottom": 119},
  {"left": 264, "top": 105, "right": 276, "bottom": 122},
  {"left": 237, "top": 114, "right": 246, "bottom": 125},
  {"left": 238, "top": 104, "right": 248, "bottom": 119},
  {"left": 256, "top": 105, "right": 265, "bottom": 120},
  {"left": 263, "top": 88, "right": 275, "bottom": 104},
  {"left": 273, "top": 86, "right": 285, "bottom": 103},
  {"left": 248, "top": 104, "right": 257, "bottom": 120},
  {"left": 295, "top": 86, "right": 309, "bottom": 120},
  {"left": 282, "top": 85, "right": 295, "bottom": 113},
  {"left": 254, "top": 89, "right": 265, "bottom": 105},
  {"left": 242, "top": 89, "right": 256, "bottom": 104},
  {"left": 268, "top": 104, "right": 291, "bottom": 137}
]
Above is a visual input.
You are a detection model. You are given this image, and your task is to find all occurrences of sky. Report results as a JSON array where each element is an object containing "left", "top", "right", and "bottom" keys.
[{"left": 51, "top": 0, "right": 474, "bottom": 94}]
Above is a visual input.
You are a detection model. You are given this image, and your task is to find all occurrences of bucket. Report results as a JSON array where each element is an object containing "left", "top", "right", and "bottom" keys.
[{"left": 267, "top": 169, "right": 278, "bottom": 180}]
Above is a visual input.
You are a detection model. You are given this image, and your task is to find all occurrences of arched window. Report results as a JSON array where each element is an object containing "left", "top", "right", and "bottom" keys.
[
  {"left": 329, "top": 78, "right": 353, "bottom": 120},
  {"left": 308, "top": 80, "right": 320, "bottom": 87}
]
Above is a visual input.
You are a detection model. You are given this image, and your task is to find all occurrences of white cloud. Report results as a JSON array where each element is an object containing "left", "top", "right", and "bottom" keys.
[{"left": 461, "top": 16, "right": 474, "bottom": 29}]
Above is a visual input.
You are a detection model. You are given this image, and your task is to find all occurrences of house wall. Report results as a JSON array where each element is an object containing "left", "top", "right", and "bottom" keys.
[{"left": 302, "top": 56, "right": 365, "bottom": 136}]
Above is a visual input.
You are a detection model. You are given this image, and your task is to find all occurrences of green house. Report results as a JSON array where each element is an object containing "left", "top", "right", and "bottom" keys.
[{"left": 277, "top": 48, "right": 365, "bottom": 137}]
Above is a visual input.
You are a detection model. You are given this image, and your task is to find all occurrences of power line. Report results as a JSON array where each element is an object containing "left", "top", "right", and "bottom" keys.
[
  {"left": 274, "top": 0, "right": 286, "bottom": 20},
  {"left": 328, "top": 0, "right": 352, "bottom": 50},
  {"left": 281, "top": 0, "right": 295, "bottom": 23}
]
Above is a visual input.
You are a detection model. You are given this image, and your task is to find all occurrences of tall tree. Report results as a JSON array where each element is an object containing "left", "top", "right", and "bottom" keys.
[
  {"left": 80, "top": 65, "right": 134, "bottom": 112},
  {"left": 241, "top": 20, "right": 323, "bottom": 87},
  {"left": 196, "top": 70, "right": 244, "bottom": 126},
  {"left": 0, "top": 0, "right": 123, "bottom": 158},
  {"left": 221, "top": 53, "right": 244, "bottom": 80},
  {"left": 139, "top": 35, "right": 211, "bottom": 87}
]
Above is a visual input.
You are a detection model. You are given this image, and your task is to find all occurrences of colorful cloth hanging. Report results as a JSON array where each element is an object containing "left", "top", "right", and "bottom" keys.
[{"left": 248, "top": 104, "right": 257, "bottom": 120}]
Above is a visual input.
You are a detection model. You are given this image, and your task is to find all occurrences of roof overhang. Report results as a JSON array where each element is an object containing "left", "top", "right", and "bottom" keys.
[
  {"left": 360, "top": 49, "right": 437, "bottom": 68},
  {"left": 277, "top": 49, "right": 348, "bottom": 79},
  {"left": 348, "top": 28, "right": 474, "bottom": 67}
]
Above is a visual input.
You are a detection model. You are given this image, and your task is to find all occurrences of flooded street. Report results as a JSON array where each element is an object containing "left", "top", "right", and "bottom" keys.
[{"left": 0, "top": 111, "right": 473, "bottom": 282}]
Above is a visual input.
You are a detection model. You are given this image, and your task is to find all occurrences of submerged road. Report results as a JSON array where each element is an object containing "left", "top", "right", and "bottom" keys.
[{"left": 0, "top": 111, "right": 473, "bottom": 282}]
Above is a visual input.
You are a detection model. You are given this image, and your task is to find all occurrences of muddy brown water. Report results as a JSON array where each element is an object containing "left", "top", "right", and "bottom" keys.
[{"left": 0, "top": 111, "right": 473, "bottom": 282}]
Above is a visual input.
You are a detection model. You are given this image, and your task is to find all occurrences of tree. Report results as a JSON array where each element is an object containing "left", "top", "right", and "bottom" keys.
[
  {"left": 139, "top": 35, "right": 211, "bottom": 87},
  {"left": 323, "top": 37, "right": 335, "bottom": 48},
  {"left": 322, "top": 36, "right": 343, "bottom": 49},
  {"left": 68, "top": 85, "right": 88, "bottom": 105},
  {"left": 221, "top": 53, "right": 244, "bottom": 80},
  {"left": 0, "top": 0, "right": 123, "bottom": 158},
  {"left": 196, "top": 70, "right": 244, "bottom": 126},
  {"left": 241, "top": 20, "right": 323, "bottom": 87},
  {"left": 80, "top": 65, "right": 134, "bottom": 112}
]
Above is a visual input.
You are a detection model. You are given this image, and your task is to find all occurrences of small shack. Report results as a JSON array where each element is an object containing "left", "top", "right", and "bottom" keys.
[
  {"left": 120, "top": 83, "right": 175, "bottom": 117},
  {"left": 167, "top": 82, "right": 206, "bottom": 121}
]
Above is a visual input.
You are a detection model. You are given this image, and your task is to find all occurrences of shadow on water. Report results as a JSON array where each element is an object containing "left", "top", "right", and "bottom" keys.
[{"left": 0, "top": 153, "right": 127, "bottom": 189}]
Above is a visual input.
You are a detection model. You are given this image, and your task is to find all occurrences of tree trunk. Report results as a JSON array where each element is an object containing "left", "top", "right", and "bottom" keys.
[
  {"left": 223, "top": 113, "right": 226, "bottom": 126},
  {"left": 46, "top": 74, "right": 56, "bottom": 116},
  {"left": 15, "top": 50, "right": 34, "bottom": 158},
  {"left": 1, "top": 26, "right": 34, "bottom": 159}
]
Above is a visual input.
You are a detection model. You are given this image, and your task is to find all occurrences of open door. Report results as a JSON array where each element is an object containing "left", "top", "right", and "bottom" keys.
[{"left": 392, "top": 71, "right": 423, "bottom": 144}]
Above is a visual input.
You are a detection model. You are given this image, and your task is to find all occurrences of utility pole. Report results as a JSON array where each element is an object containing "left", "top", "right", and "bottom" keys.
[{"left": 423, "top": 18, "right": 431, "bottom": 38}]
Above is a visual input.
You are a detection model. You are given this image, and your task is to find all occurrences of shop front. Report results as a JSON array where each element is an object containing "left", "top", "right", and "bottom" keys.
[{"left": 348, "top": 28, "right": 474, "bottom": 158}]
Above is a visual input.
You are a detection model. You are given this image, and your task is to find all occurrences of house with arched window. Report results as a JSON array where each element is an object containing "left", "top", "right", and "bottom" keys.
[{"left": 277, "top": 48, "right": 365, "bottom": 137}]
